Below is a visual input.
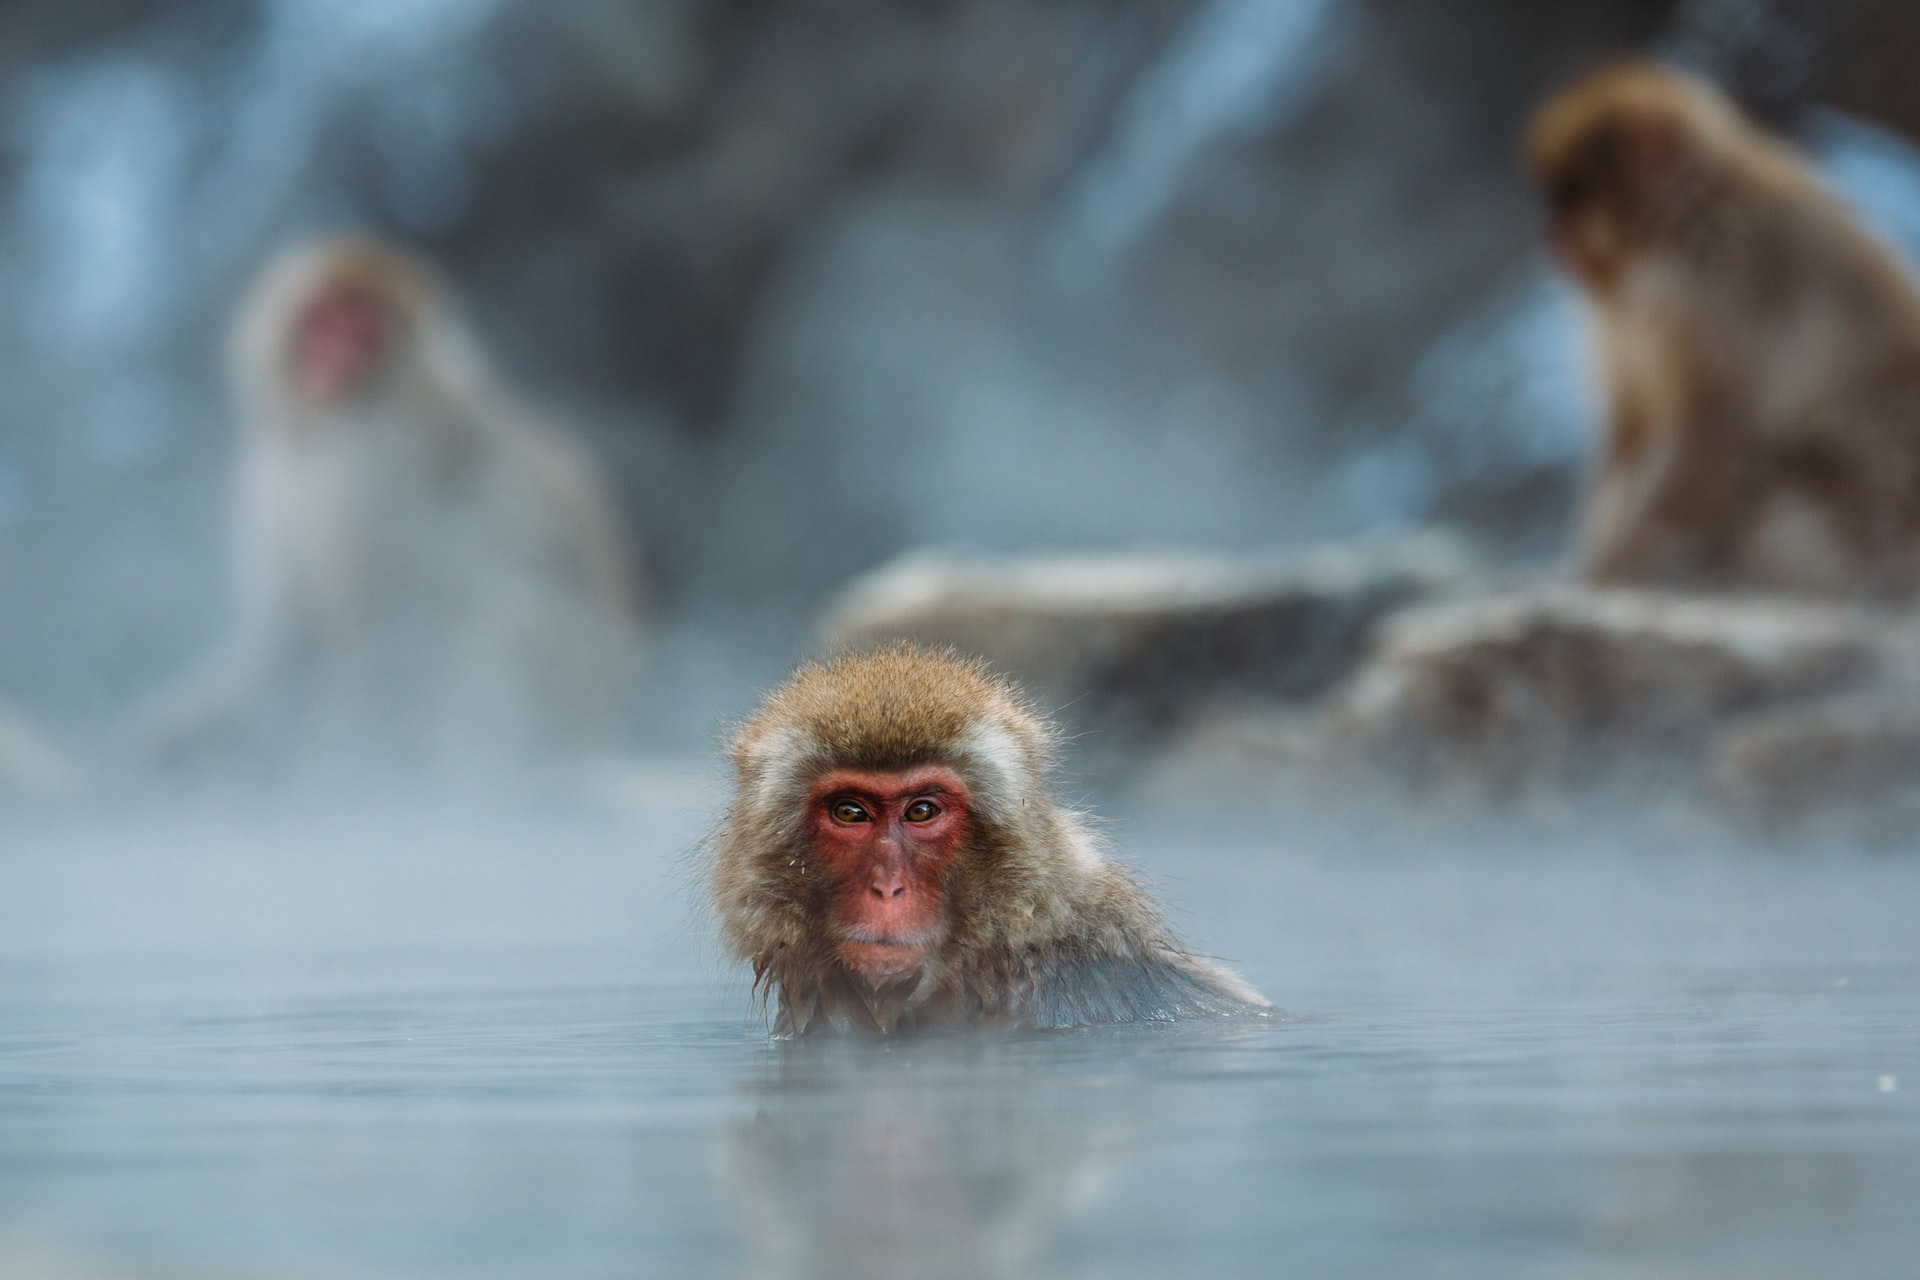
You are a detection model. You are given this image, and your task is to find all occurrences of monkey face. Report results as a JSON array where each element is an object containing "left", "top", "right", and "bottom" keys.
[
  {"left": 289, "top": 284, "right": 400, "bottom": 410},
  {"left": 1544, "top": 186, "right": 1626, "bottom": 288},
  {"left": 1538, "top": 130, "right": 1642, "bottom": 287},
  {"left": 1533, "top": 104, "right": 1692, "bottom": 291},
  {"left": 806, "top": 766, "right": 971, "bottom": 982}
]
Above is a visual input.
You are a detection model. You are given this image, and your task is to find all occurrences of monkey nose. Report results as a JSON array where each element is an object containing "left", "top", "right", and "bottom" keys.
[{"left": 868, "top": 871, "right": 907, "bottom": 901}]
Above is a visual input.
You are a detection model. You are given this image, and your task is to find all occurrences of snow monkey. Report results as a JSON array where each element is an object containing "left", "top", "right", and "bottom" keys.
[
  {"left": 1526, "top": 60, "right": 1920, "bottom": 598},
  {"left": 709, "top": 646, "right": 1269, "bottom": 1035},
  {"left": 138, "top": 236, "right": 644, "bottom": 772}
]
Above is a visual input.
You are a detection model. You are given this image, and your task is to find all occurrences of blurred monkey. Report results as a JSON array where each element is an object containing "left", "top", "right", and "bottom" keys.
[
  {"left": 138, "top": 237, "right": 643, "bottom": 774},
  {"left": 1527, "top": 61, "right": 1920, "bottom": 598}
]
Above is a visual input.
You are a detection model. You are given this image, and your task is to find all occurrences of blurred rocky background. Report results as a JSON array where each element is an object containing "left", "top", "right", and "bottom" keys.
[{"left": 8, "top": 0, "right": 1920, "bottom": 776}]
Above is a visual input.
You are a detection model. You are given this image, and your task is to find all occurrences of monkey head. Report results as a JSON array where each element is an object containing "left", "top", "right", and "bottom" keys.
[
  {"left": 713, "top": 646, "right": 1071, "bottom": 1006},
  {"left": 1523, "top": 61, "right": 1746, "bottom": 289},
  {"left": 232, "top": 237, "right": 445, "bottom": 424}
]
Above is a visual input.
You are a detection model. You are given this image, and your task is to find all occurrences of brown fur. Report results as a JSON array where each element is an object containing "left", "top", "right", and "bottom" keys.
[
  {"left": 710, "top": 645, "right": 1267, "bottom": 1036},
  {"left": 133, "top": 235, "right": 643, "bottom": 772},
  {"left": 1525, "top": 60, "right": 1920, "bottom": 599}
]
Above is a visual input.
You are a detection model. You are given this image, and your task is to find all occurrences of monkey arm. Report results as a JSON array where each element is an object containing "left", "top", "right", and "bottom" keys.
[
  {"left": 124, "top": 471, "right": 309, "bottom": 760},
  {"left": 1577, "top": 420, "right": 1671, "bottom": 584},
  {"left": 1581, "top": 379, "right": 1754, "bottom": 588},
  {"left": 484, "top": 410, "right": 646, "bottom": 630},
  {"left": 124, "top": 626, "right": 281, "bottom": 761}
]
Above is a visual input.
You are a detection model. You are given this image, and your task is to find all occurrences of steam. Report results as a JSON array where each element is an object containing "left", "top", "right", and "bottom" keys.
[
  {"left": 1046, "top": 0, "right": 1346, "bottom": 286},
  {"left": 1808, "top": 109, "right": 1920, "bottom": 259},
  {"left": 2, "top": 0, "right": 511, "bottom": 481},
  {"left": 1343, "top": 271, "right": 1595, "bottom": 529}
]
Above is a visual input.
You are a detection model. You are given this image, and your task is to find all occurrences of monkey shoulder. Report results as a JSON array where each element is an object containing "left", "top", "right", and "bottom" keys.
[
  {"left": 485, "top": 411, "right": 634, "bottom": 575},
  {"left": 963, "top": 884, "right": 1266, "bottom": 1029}
]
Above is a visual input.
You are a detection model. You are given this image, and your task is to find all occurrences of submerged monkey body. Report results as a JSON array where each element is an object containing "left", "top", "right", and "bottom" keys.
[{"left": 711, "top": 647, "right": 1266, "bottom": 1035}]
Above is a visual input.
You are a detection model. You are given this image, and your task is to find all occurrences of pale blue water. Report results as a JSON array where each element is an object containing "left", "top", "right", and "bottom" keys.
[{"left": 2, "top": 771, "right": 1917, "bottom": 1279}]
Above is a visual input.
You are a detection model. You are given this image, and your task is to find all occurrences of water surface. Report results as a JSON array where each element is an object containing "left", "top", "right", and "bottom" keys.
[{"left": 2, "top": 771, "right": 1916, "bottom": 1278}]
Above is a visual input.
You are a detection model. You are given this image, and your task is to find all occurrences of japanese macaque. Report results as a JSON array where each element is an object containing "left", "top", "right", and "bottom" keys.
[
  {"left": 1526, "top": 61, "right": 1920, "bottom": 598},
  {"left": 138, "top": 237, "right": 643, "bottom": 773},
  {"left": 710, "top": 646, "right": 1267, "bottom": 1035}
]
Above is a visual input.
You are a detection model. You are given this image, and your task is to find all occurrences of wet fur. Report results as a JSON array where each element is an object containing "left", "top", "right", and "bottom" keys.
[{"left": 711, "top": 646, "right": 1267, "bottom": 1035}]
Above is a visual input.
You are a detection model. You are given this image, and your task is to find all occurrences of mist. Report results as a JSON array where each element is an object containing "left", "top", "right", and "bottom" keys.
[{"left": 4, "top": 1, "right": 1920, "bottom": 1277}]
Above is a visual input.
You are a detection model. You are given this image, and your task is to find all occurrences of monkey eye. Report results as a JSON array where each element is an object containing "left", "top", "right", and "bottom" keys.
[
  {"left": 903, "top": 799, "right": 941, "bottom": 824},
  {"left": 829, "top": 799, "right": 872, "bottom": 824}
]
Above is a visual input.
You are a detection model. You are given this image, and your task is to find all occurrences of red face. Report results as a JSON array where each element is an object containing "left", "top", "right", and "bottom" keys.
[
  {"left": 807, "top": 767, "right": 971, "bottom": 981},
  {"left": 290, "top": 285, "right": 397, "bottom": 409}
]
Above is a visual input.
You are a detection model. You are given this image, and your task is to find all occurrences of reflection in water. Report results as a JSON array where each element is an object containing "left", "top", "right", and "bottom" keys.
[{"left": 726, "top": 1037, "right": 1149, "bottom": 1280}]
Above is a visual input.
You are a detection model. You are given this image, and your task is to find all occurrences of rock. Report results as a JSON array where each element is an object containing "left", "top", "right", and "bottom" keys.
[
  {"left": 821, "top": 531, "right": 1480, "bottom": 746},
  {"left": 1709, "top": 695, "right": 1920, "bottom": 828},
  {"left": 1327, "top": 587, "right": 1884, "bottom": 791}
]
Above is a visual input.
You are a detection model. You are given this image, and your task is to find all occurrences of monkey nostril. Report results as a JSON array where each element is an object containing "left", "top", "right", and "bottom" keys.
[{"left": 889, "top": 884, "right": 905, "bottom": 900}]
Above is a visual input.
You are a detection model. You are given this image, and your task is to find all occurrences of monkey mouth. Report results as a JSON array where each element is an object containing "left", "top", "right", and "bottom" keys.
[
  {"left": 837, "top": 941, "right": 924, "bottom": 978},
  {"left": 835, "top": 929, "right": 932, "bottom": 978}
]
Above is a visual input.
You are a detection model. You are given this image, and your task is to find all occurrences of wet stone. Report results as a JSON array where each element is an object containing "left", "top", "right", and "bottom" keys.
[
  {"left": 1324, "top": 586, "right": 1885, "bottom": 792},
  {"left": 821, "top": 531, "right": 1479, "bottom": 750},
  {"left": 1709, "top": 694, "right": 1920, "bottom": 830}
]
